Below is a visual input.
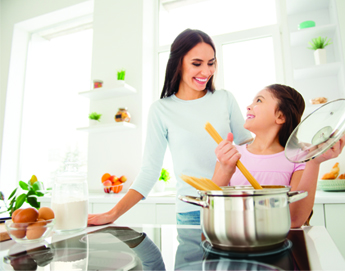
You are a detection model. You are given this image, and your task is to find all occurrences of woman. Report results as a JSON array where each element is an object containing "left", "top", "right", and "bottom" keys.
[
  {"left": 212, "top": 84, "right": 345, "bottom": 227},
  {"left": 88, "top": 29, "right": 252, "bottom": 226}
]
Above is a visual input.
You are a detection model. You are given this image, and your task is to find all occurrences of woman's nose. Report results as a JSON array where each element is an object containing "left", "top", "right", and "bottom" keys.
[{"left": 201, "top": 65, "right": 213, "bottom": 77}]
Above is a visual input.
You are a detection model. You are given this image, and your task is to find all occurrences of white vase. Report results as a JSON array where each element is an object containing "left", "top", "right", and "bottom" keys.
[
  {"left": 153, "top": 181, "right": 165, "bottom": 193},
  {"left": 89, "top": 120, "right": 99, "bottom": 126},
  {"left": 314, "top": 49, "right": 327, "bottom": 65}
]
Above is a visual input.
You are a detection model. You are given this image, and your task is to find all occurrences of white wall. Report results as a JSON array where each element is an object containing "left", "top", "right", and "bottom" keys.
[{"left": 87, "top": 0, "right": 155, "bottom": 192}]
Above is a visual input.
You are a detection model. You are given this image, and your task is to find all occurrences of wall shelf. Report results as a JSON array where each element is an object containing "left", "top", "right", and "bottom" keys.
[
  {"left": 294, "top": 62, "right": 341, "bottom": 80},
  {"left": 77, "top": 122, "right": 136, "bottom": 133},
  {"left": 290, "top": 24, "right": 337, "bottom": 47},
  {"left": 79, "top": 82, "right": 136, "bottom": 100}
]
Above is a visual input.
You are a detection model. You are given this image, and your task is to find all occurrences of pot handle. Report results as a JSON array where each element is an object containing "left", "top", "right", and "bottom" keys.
[
  {"left": 178, "top": 195, "right": 209, "bottom": 208},
  {"left": 287, "top": 191, "right": 308, "bottom": 203}
]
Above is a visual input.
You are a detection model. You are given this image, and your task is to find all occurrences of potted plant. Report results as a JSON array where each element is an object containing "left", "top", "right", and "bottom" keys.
[
  {"left": 0, "top": 175, "right": 48, "bottom": 217},
  {"left": 154, "top": 168, "right": 170, "bottom": 193},
  {"left": 117, "top": 70, "right": 126, "bottom": 81},
  {"left": 89, "top": 112, "right": 102, "bottom": 125},
  {"left": 308, "top": 36, "right": 332, "bottom": 65}
]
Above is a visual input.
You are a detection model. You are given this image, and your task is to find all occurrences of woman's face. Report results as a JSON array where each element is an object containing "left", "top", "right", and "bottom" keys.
[
  {"left": 244, "top": 88, "right": 284, "bottom": 133},
  {"left": 179, "top": 42, "right": 216, "bottom": 97}
]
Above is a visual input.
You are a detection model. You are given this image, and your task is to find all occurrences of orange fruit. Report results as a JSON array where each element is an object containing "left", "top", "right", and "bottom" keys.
[{"left": 101, "top": 173, "right": 111, "bottom": 183}]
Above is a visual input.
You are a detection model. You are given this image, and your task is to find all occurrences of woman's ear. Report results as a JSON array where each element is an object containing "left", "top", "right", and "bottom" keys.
[{"left": 276, "top": 111, "right": 286, "bottom": 125}]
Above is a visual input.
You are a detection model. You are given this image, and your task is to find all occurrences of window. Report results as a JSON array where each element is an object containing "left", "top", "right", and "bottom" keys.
[
  {"left": 222, "top": 37, "right": 277, "bottom": 117},
  {"left": 157, "top": 0, "right": 283, "bottom": 189},
  {"left": 159, "top": 0, "right": 277, "bottom": 46},
  {"left": 18, "top": 29, "right": 92, "bottom": 188}
]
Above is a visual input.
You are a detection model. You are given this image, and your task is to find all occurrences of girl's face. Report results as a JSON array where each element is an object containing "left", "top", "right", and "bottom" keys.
[
  {"left": 244, "top": 88, "right": 285, "bottom": 133},
  {"left": 179, "top": 42, "right": 216, "bottom": 97}
]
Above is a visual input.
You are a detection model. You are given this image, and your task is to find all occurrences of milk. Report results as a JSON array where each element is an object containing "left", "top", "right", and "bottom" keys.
[{"left": 52, "top": 199, "right": 88, "bottom": 232}]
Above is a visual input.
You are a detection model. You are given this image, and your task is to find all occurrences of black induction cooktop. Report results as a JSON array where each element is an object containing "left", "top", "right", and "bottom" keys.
[{"left": 2, "top": 225, "right": 310, "bottom": 271}]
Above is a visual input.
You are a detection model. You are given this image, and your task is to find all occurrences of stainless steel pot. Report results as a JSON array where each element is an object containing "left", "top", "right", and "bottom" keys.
[{"left": 178, "top": 185, "right": 307, "bottom": 252}]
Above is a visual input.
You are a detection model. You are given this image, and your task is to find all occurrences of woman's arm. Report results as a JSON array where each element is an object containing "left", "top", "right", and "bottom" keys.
[
  {"left": 88, "top": 189, "right": 144, "bottom": 225},
  {"left": 289, "top": 135, "right": 345, "bottom": 228}
]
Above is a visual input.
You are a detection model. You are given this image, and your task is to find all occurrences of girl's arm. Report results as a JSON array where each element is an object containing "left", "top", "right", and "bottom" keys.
[
  {"left": 212, "top": 133, "right": 241, "bottom": 186},
  {"left": 289, "top": 135, "right": 345, "bottom": 228}
]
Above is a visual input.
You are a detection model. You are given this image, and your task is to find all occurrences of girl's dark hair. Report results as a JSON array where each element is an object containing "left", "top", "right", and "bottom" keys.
[
  {"left": 266, "top": 84, "right": 305, "bottom": 147},
  {"left": 160, "top": 29, "right": 216, "bottom": 99}
]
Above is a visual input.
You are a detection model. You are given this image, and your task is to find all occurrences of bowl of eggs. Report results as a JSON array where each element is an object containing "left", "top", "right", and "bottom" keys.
[{"left": 5, "top": 207, "right": 55, "bottom": 243}]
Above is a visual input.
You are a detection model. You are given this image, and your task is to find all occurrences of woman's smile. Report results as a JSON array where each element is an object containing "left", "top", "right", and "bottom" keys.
[{"left": 194, "top": 77, "right": 208, "bottom": 85}]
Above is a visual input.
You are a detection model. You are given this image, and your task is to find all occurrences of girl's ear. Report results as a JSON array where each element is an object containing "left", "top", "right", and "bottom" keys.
[{"left": 276, "top": 111, "right": 286, "bottom": 125}]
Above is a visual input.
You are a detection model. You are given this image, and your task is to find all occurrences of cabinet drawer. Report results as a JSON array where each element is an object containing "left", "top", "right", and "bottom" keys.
[{"left": 156, "top": 204, "right": 176, "bottom": 224}]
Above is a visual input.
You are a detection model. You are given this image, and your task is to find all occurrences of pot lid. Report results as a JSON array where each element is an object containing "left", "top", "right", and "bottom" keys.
[{"left": 285, "top": 99, "right": 345, "bottom": 163}]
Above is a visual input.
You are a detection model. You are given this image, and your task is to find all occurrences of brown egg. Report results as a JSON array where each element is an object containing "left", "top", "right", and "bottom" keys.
[
  {"left": 26, "top": 222, "right": 47, "bottom": 240},
  {"left": 38, "top": 207, "right": 55, "bottom": 220},
  {"left": 13, "top": 208, "right": 39, "bottom": 223},
  {"left": 11, "top": 209, "right": 23, "bottom": 221},
  {"left": 10, "top": 222, "right": 26, "bottom": 239}
]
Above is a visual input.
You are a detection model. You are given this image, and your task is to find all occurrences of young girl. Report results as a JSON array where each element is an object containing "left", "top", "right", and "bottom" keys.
[{"left": 212, "top": 84, "right": 345, "bottom": 228}]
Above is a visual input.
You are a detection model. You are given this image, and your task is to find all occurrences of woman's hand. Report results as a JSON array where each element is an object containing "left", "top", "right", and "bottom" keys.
[
  {"left": 311, "top": 135, "right": 345, "bottom": 165},
  {"left": 215, "top": 133, "right": 240, "bottom": 174},
  {"left": 88, "top": 211, "right": 116, "bottom": 226}
]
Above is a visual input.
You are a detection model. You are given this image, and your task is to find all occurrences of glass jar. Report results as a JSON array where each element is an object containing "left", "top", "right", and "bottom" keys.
[
  {"left": 52, "top": 155, "right": 88, "bottom": 233},
  {"left": 115, "top": 107, "right": 131, "bottom": 122}
]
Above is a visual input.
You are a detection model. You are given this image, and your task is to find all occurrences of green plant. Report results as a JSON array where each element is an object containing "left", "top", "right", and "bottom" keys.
[
  {"left": 0, "top": 175, "right": 49, "bottom": 216},
  {"left": 308, "top": 36, "right": 332, "bottom": 50},
  {"left": 117, "top": 70, "right": 126, "bottom": 80},
  {"left": 89, "top": 112, "right": 102, "bottom": 122},
  {"left": 159, "top": 168, "right": 170, "bottom": 182}
]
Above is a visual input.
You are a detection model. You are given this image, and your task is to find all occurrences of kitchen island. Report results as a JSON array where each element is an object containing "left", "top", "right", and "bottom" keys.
[{"left": 0, "top": 224, "right": 344, "bottom": 270}]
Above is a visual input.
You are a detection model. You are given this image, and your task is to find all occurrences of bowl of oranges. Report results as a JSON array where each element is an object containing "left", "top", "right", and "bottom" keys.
[{"left": 101, "top": 173, "right": 127, "bottom": 194}]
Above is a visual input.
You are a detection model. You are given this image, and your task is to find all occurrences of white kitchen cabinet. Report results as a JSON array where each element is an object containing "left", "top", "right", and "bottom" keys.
[
  {"left": 155, "top": 204, "right": 176, "bottom": 224},
  {"left": 285, "top": 0, "right": 345, "bottom": 117},
  {"left": 91, "top": 202, "right": 176, "bottom": 225},
  {"left": 93, "top": 203, "right": 156, "bottom": 225},
  {"left": 324, "top": 204, "right": 345, "bottom": 258},
  {"left": 310, "top": 203, "right": 325, "bottom": 226}
]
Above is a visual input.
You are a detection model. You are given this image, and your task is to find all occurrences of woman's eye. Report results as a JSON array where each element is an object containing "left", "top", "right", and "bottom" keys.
[
  {"left": 192, "top": 63, "right": 201, "bottom": 67},
  {"left": 208, "top": 62, "right": 215, "bottom": 66},
  {"left": 256, "top": 98, "right": 262, "bottom": 103}
]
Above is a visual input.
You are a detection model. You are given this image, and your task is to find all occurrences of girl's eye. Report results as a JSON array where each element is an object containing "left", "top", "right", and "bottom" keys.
[
  {"left": 192, "top": 63, "right": 201, "bottom": 67},
  {"left": 208, "top": 62, "right": 215, "bottom": 66},
  {"left": 256, "top": 98, "right": 262, "bottom": 103}
]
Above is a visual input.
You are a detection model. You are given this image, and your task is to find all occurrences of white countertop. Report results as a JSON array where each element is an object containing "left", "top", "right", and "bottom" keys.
[
  {"left": 314, "top": 190, "right": 345, "bottom": 204},
  {"left": 39, "top": 189, "right": 345, "bottom": 205}
]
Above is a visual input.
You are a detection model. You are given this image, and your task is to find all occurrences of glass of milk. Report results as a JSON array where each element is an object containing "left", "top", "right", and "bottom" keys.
[{"left": 52, "top": 155, "right": 88, "bottom": 233}]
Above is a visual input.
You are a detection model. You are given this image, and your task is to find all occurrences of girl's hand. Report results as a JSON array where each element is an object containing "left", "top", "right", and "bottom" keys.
[
  {"left": 215, "top": 133, "right": 241, "bottom": 173},
  {"left": 312, "top": 135, "right": 345, "bottom": 165}
]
